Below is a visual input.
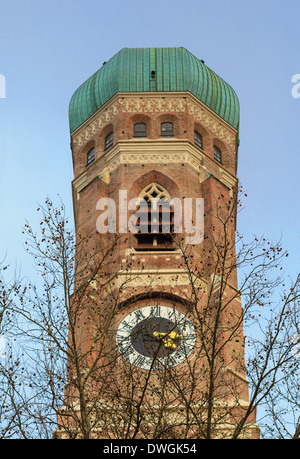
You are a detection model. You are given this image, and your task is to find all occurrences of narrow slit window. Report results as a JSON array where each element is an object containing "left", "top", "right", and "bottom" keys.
[
  {"left": 134, "top": 123, "right": 147, "bottom": 137},
  {"left": 86, "top": 147, "right": 95, "bottom": 166},
  {"left": 194, "top": 131, "right": 203, "bottom": 148},
  {"left": 105, "top": 132, "right": 113, "bottom": 150},
  {"left": 213, "top": 145, "right": 222, "bottom": 163},
  {"left": 161, "top": 122, "right": 174, "bottom": 137}
]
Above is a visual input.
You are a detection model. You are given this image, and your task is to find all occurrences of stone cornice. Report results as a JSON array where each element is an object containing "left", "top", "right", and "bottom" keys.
[
  {"left": 91, "top": 268, "right": 208, "bottom": 296},
  {"left": 103, "top": 139, "right": 238, "bottom": 191},
  {"left": 72, "top": 139, "right": 238, "bottom": 201}
]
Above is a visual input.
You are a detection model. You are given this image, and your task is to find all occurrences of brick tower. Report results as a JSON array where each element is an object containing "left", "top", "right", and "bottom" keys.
[{"left": 56, "top": 48, "right": 259, "bottom": 439}]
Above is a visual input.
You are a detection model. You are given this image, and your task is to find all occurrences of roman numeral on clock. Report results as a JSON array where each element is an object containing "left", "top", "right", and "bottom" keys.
[{"left": 133, "top": 354, "right": 146, "bottom": 368}]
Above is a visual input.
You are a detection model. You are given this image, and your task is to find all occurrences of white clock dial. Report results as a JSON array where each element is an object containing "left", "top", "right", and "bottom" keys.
[{"left": 116, "top": 305, "right": 196, "bottom": 370}]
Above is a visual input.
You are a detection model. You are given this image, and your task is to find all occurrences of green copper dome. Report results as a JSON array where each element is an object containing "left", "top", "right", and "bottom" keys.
[{"left": 69, "top": 47, "right": 240, "bottom": 133}]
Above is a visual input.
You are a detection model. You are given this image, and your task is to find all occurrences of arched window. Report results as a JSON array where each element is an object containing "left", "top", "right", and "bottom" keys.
[
  {"left": 194, "top": 131, "right": 203, "bottom": 148},
  {"left": 86, "top": 147, "right": 95, "bottom": 167},
  {"left": 161, "top": 122, "right": 174, "bottom": 137},
  {"left": 213, "top": 145, "right": 222, "bottom": 163},
  {"left": 105, "top": 132, "right": 113, "bottom": 150},
  {"left": 134, "top": 123, "right": 147, "bottom": 137},
  {"left": 134, "top": 183, "right": 174, "bottom": 250}
]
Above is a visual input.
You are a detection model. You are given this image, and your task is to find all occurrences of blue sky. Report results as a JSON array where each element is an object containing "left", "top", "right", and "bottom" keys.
[{"left": 0, "top": 0, "right": 299, "bottom": 279}]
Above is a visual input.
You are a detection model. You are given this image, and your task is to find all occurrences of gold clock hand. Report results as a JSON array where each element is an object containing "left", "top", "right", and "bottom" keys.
[
  {"left": 162, "top": 338, "right": 177, "bottom": 349},
  {"left": 153, "top": 331, "right": 189, "bottom": 340},
  {"left": 153, "top": 331, "right": 167, "bottom": 338},
  {"left": 152, "top": 331, "right": 190, "bottom": 350},
  {"left": 168, "top": 331, "right": 189, "bottom": 340}
]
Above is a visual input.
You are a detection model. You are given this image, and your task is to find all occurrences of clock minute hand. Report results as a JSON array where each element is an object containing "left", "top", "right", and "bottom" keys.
[{"left": 153, "top": 331, "right": 189, "bottom": 339}]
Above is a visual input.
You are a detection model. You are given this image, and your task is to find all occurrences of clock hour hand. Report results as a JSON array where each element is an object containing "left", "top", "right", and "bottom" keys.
[{"left": 153, "top": 331, "right": 190, "bottom": 349}]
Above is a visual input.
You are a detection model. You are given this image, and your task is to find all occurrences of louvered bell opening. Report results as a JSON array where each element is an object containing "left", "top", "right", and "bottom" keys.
[{"left": 135, "top": 199, "right": 175, "bottom": 250}]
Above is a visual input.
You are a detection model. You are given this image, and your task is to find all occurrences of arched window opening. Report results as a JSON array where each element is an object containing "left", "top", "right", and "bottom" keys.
[
  {"left": 194, "top": 131, "right": 203, "bottom": 148},
  {"left": 134, "top": 183, "right": 175, "bottom": 250},
  {"left": 161, "top": 122, "right": 174, "bottom": 137},
  {"left": 213, "top": 145, "right": 222, "bottom": 163},
  {"left": 105, "top": 132, "right": 113, "bottom": 150},
  {"left": 86, "top": 147, "right": 95, "bottom": 167},
  {"left": 134, "top": 123, "right": 147, "bottom": 137}
]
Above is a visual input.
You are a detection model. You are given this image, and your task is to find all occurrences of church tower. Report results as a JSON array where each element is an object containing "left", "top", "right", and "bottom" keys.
[{"left": 57, "top": 48, "right": 259, "bottom": 439}]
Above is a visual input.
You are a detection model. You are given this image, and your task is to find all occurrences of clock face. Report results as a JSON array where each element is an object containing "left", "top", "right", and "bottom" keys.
[{"left": 116, "top": 305, "right": 196, "bottom": 370}]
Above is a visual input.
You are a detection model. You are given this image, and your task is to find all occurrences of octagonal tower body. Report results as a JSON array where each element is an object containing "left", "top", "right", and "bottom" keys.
[{"left": 56, "top": 48, "right": 259, "bottom": 439}]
